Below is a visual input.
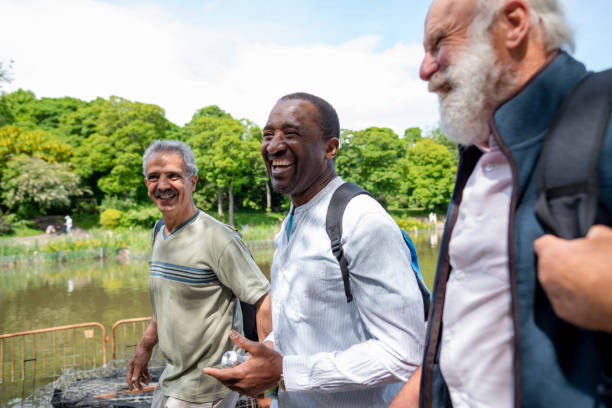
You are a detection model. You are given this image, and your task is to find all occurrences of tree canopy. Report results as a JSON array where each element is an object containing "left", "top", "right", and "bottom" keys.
[{"left": 0, "top": 87, "right": 458, "bottom": 226}]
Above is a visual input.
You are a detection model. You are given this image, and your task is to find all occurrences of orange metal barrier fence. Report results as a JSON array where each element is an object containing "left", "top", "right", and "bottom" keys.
[
  {"left": 0, "top": 318, "right": 262, "bottom": 407},
  {"left": 111, "top": 317, "right": 152, "bottom": 361},
  {"left": 0, "top": 318, "right": 153, "bottom": 405},
  {"left": 0, "top": 322, "right": 107, "bottom": 384}
]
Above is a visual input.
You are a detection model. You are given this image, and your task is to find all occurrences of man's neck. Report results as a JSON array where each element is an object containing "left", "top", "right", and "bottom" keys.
[
  {"left": 162, "top": 204, "right": 198, "bottom": 234},
  {"left": 290, "top": 170, "right": 337, "bottom": 208}
]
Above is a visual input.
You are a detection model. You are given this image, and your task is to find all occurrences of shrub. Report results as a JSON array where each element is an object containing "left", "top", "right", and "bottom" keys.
[
  {"left": 1, "top": 155, "right": 90, "bottom": 217},
  {"left": 120, "top": 206, "right": 161, "bottom": 229},
  {"left": 100, "top": 208, "right": 123, "bottom": 229},
  {"left": 99, "top": 196, "right": 139, "bottom": 212},
  {"left": 0, "top": 213, "right": 13, "bottom": 235}
]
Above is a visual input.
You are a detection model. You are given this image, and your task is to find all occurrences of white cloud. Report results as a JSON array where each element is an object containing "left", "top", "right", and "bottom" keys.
[{"left": 0, "top": 0, "right": 439, "bottom": 135}]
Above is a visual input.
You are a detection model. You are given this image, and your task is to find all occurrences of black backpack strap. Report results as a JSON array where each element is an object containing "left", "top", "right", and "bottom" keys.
[
  {"left": 535, "top": 69, "right": 612, "bottom": 239},
  {"left": 535, "top": 69, "right": 612, "bottom": 406},
  {"left": 151, "top": 218, "right": 164, "bottom": 247},
  {"left": 326, "top": 182, "right": 372, "bottom": 302},
  {"left": 239, "top": 301, "right": 259, "bottom": 342}
]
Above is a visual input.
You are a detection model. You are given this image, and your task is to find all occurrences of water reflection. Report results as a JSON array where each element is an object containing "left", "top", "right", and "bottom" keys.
[{"left": 0, "top": 229, "right": 442, "bottom": 336}]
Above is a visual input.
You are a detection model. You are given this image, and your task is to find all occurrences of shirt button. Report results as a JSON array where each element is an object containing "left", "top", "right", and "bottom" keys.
[{"left": 484, "top": 163, "right": 494, "bottom": 172}]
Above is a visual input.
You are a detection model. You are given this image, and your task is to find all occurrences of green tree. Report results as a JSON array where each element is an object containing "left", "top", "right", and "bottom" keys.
[
  {"left": 236, "top": 119, "right": 273, "bottom": 212},
  {"left": 398, "top": 138, "right": 456, "bottom": 212},
  {"left": 185, "top": 107, "right": 265, "bottom": 226},
  {"left": 427, "top": 126, "right": 459, "bottom": 162},
  {"left": 1, "top": 155, "right": 90, "bottom": 217},
  {"left": 336, "top": 127, "right": 406, "bottom": 205},
  {"left": 2, "top": 92, "right": 86, "bottom": 131},
  {"left": 0, "top": 124, "right": 72, "bottom": 166},
  {"left": 71, "top": 96, "right": 173, "bottom": 202},
  {"left": 58, "top": 97, "right": 105, "bottom": 147},
  {"left": 404, "top": 127, "right": 423, "bottom": 146}
]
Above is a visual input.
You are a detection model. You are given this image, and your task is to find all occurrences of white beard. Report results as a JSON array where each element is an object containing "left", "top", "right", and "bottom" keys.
[{"left": 431, "top": 34, "right": 516, "bottom": 146}]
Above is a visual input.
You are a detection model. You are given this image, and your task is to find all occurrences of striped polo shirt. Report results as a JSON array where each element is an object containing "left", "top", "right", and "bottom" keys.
[{"left": 149, "top": 210, "right": 270, "bottom": 403}]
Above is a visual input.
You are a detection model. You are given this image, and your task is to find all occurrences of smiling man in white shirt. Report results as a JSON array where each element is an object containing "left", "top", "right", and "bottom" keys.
[{"left": 204, "top": 92, "right": 425, "bottom": 407}]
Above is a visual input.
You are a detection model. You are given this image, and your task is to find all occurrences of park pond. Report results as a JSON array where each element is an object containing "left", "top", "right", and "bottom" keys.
[{"left": 0, "top": 229, "right": 441, "bottom": 336}]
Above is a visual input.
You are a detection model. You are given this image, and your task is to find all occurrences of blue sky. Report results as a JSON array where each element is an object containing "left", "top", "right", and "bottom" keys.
[
  {"left": 100, "top": 0, "right": 611, "bottom": 69},
  {"left": 1, "top": 0, "right": 610, "bottom": 135}
]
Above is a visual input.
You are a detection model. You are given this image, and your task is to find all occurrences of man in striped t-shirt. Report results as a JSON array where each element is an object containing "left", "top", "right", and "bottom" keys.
[{"left": 127, "top": 140, "right": 271, "bottom": 408}]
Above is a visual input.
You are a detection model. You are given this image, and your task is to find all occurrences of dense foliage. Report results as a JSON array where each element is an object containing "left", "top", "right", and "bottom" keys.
[{"left": 0, "top": 88, "right": 458, "bottom": 230}]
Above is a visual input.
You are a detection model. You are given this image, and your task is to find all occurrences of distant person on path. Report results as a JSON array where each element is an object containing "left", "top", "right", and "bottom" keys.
[
  {"left": 390, "top": 0, "right": 612, "bottom": 407},
  {"left": 204, "top": 93, "right": 426, "bottom": 407},
  {"left": 127, "top": 140, "right": 272, "bottom": 408},
  {"left": 64, "top": 215, "right": 72, "bottom": 234},
  {"left": 45, "top": 224, "right": 56, "bottom": 235}
]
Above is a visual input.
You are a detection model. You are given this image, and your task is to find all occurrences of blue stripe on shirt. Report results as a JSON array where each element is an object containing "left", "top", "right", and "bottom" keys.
[{"left": 149, "top": 260, "right": 217, "bottom": 284}]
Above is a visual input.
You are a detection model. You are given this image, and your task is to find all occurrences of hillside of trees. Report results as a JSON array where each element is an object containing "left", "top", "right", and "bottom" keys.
[{"left": 0, "top": 85, "right": 458, "bottom": 230}]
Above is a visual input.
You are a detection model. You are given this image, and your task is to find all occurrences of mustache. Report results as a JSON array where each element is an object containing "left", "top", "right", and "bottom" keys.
[
  {"left": 154, "top": 188, "right": 178, "bottom": 199},
  {"left": 428, "top": 71, "right": 451, "bottom": 93},
  {"left": 266, "top": 152, "right": 284, "bottom": 161}
]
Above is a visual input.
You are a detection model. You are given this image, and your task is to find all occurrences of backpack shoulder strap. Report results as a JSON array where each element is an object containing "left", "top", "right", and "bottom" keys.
[
  {"left": 534, "top": 69, "right": 612, "bottom": 404},
  {"left": 326, "top": 182, "right": 372, "bottom": 302},
  {"left": 151, "top": 218, "right": 164, "bottom": 247},
  {"left": 535, "top": 69, "right": 612, "bottom": 239},
  {"left": 401, "top": 230, "right": 432, "bottom": 320}
]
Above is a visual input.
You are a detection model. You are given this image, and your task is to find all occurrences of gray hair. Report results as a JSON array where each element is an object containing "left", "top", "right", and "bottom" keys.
[
  {"left": 473, "top": 0, "right": 574, "bottom": 53},
  {"left": 142, "top": 140, "right": 198, "bottom": 177}
]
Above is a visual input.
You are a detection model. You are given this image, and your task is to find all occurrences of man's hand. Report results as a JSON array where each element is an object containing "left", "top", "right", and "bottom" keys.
[
  {"left": 256, "top": 396, "right": 273, "bottom": 408},
  {"left": 388, "top": 366, "right": 421, "bottom": 408},
  {"left": 203, "top": 330, "right": 283, "bottom": 398},
  {"left": 534, "top": 224, "right": 612, "bottom": 332},
  {"left": 126, "top": 318, "right": 158, "bottom": 391},
  {"left": 126, "top": 344, "right": 153, "bottom": 391}
]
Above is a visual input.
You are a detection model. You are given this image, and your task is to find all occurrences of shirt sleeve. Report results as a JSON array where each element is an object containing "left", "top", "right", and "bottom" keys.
[
  {"left": 215, "top": 231, "right": 271, "bottom": 305},
  {"left": 282, "top": 198, "right": 425, "bottom": 392}
]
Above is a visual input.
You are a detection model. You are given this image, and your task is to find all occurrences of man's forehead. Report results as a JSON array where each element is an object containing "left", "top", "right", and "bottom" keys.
[
  {"left": 265, "top": 99, "right": 318, "bottom": 127},
  {"left": 424, "top": 0, "right": 477, "bottom": 42},
  {"left": 145, "top": 151, "right": 186, "bottom": 171}
]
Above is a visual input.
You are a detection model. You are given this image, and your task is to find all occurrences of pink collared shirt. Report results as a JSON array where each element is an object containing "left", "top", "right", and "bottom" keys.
[{"left": 440, "top": 135, "right": 514, "bottom": 408}]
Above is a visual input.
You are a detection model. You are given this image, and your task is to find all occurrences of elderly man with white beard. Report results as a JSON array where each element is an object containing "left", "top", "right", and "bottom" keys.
[{"left": 389, "top": 0, "right": 612, "bottom": 408}]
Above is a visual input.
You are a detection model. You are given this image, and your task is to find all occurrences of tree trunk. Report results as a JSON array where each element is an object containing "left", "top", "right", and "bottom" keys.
[
  {"left": 265, "top": 180, "right": 271, "bottom": 213},
  {"left": 228, "top": 182, "right": 234, "bottom": 228},
  {"left": 217, "top": 187, "right": 223, "bottom": 216}
]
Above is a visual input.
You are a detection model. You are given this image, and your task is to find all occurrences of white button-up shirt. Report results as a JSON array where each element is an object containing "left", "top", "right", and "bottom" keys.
[
  {"left": 268, "top": 177, "right": 425, "bottom": 407},
  {"left": 440, "top": 136, "right": 514, "bottom": 408}
]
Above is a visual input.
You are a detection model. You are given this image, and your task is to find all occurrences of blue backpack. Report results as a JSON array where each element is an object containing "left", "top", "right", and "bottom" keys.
[{"left": 325, "top": 182, "right": 431, "bottom": 320}]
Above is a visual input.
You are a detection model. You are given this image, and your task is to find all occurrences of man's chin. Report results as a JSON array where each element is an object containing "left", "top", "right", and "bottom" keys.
[
  {"left": 270, "top": 179, "right": 296, "bottom": 195},
  {"left": 155, "top": 199, "right": 178, "bottom": 213}
]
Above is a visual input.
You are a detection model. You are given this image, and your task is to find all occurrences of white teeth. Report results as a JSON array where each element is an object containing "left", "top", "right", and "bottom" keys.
[{"left": 272, "top": 160, "right": 292, "bottom": 166}]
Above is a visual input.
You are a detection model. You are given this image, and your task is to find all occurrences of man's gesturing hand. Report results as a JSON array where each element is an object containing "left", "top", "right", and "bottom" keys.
[{"left": 203, "top": 330, "right": 283, "bottom": 398}]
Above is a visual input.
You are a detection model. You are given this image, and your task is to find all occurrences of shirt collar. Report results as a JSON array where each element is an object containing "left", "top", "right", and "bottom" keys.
[
  {"left": 491, "top": 52, "right": 588, "bottom": 149},
  {"left": 292, "top": 176, "right": 343, "bottom": 216}
]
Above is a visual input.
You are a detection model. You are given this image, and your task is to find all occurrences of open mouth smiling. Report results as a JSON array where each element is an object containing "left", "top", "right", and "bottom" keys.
[{"left": 271, "top": 159, "right": 294, "bottom": 173}]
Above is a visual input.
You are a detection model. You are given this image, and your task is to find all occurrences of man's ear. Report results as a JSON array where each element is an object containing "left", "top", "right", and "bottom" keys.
[
  {"left": 190, "top": 175, "right": 198, "bottom": 192},
  {"left": 501, "top": 0, "right": 530, "bottom": 51},
  {"left": 324, "top": 137, "right": 339, "bottom": 160},
  {"left": 144, "top": 177, "right": 149, "bottom": 187}
]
